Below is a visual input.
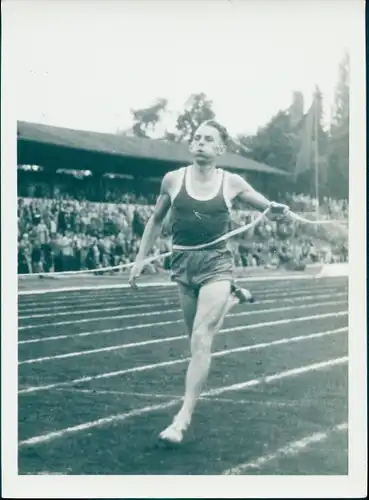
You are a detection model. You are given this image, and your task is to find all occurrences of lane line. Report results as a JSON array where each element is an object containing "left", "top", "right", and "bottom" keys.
[
  {"left": 208, "top": 357, "right": 348, "bottom": 396},
  {"left": 18, "top": 299, "right": 179, "bottom": 319},
  {"left": 18, "top": 356, "right": 348, "bottom": 446},
  {"left": 18, "top": 292, "right": 179, "bottom": 311},
  {"left": 18, "top": 278, "right": 347, "bottom": 306},
  {"left": 18, "top": 283, "right": 346, "bottom": 313},
  {"left": 18, "top": 289, "right": 347, "bottom": 320},
  {"left": 18, "top": 325, "right": 347, "bottom": 392},
  {"left": 55, "top": 388, "right": 324, "bottom": 408},
  {"left": 17, "top": 307, "right": 179, "bottom": 330},
  {"left": 18, "top": 273, "right": 347, "bottom": 295},
  {"left": 18, "top": 319, "right": 182, "bottom": 345},
  {"left": 222, "top": 422, "right": 348, "bottom": 475},
  {"left": 18, "top": 298, "right": 347, "bottom": 331},
  {"left": 18, "top": 293, "right": 347, "bottom": 338},
  {"left": 18, "top": 321, "right": 347, "bottom": 366},
  {"left": 18, "top": 307, "right": 347, "bottom": 347},
  {"left": 18, "top": 285, "right": 344, "bottom": 318}
]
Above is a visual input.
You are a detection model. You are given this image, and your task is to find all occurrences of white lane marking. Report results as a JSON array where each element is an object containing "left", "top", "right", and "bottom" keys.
[
  {"left": 18, "top": 289, "right": 347, "bottom": 320},
  {"left": 18, "top": 325, "right": 347, "bottom": 391},
  {"left": 18, "top": 320, "right": 182, "bottom": 345},
  {"left": 18, "top": 305, "right": 347, "bottom": 346},
  {"left": 56, "top": 388, "right": 184, "bottom": 399},
  {"left": 18, "top": 298, "right": 347, "bottom": 331},
  {"left": 208, "top": 357, "right": 348, "bottom": 396},
  {"left": 222, "top": 422, "right": 348, "bottom": 475},
  {"left": 19, "top": 320, "right": 347, "bottom": 366},
  {"left": 18, "top": 299, "right": 179, "bottom": 319},
  {"left": 18, "top": 283, "right": 345, "bottom": 313},
  {"left": 18, "top": 291, "right": 177, "bottom": 311},
  {"left": 18, "top": 274, "right": 347, "bottom": 297},
  {"left": 27, "top": 471, "right": 65, "bottom": 475},
  {"left": 17, "top": 307, "right": 179, "bottom": 330},
  {"left": 55, "top": 388, "right": 323, "bottom": 408},
  {"left": 18, "top": 285, "right": 341, "bottom": 317},
  {"left": 18, "top": 357, "right": 348, "bottom": 446},
  {"left": 17, "top": 275, "right": 313, "bottom": 296}
]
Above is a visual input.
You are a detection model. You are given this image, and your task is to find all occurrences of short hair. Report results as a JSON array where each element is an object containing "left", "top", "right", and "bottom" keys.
[{"left": 192, "top": 120, "right": 230, "bottom": 146}]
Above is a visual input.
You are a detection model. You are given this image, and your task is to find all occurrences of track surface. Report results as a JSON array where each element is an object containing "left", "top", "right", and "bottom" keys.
[{"left": 18, "top": 276, "right": 348, "bottom": 475}]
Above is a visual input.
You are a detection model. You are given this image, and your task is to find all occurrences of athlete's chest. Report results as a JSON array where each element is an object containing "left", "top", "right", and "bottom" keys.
[
  {"left": 172, "top": 167, "right": 225, "bottom": 204},
  {"left": 187, "top": 178, "right": 219, "bottom": 199},
  {"left": 172, "top": 190, "right": 228, "bottom": 225}
]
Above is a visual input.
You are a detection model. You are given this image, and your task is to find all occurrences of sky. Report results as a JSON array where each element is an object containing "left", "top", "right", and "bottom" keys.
[{"left": 8, "top": 0, "right": 358, "bottom": 138}]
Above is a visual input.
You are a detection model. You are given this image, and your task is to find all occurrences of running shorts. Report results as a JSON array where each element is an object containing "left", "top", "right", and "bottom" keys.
[{"left": 170, "top": 248, "right": 234, "bottom": 292}]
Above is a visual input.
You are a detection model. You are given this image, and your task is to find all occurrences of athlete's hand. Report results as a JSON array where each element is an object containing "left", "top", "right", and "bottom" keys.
[
  {"left": 129, "top": 260, "right": 145, "bottom": 290},
  {"left": 268, "top": 202, "right": 291, "bottom": 219}
]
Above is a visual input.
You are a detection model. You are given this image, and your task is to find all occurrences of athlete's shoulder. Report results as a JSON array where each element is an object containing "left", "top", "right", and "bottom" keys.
[
  {"left": 224, "top": 171, "right": 252, "bottom": 198},
  {"left": 221, "top": 171, "right": 245, "bottom": 187},
  {"left": 165, "top": 166, "right": 188, "bottom": 180},
  {"left": 161, "top": 166, "right": 187, "bottom": 194}
]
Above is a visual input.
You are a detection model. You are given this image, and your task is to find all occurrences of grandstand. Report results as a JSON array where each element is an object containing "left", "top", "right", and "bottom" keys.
[
  {"left": 17, "top": 121, "right": 348, "bottom": 278},
  {"left": 17, "top": 121, "right": 289, "bottom": 178},
  {"left": 17, "top": 120, "right": 289, "bottom": 204}
]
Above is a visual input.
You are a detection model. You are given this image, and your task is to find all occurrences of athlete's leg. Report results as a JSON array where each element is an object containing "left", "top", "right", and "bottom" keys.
[
  {"left": 177, "top": 283, "right": 198, "bottom": 337},
  {"left": 177, "top": 280, "right": 252, "bottom": 336},
  {"left": 160, "top": 279, "right": 231, "bottom": 442}
]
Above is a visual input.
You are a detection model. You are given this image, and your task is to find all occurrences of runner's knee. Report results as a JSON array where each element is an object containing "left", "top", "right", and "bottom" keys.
[
  {"left": 193, "top": 303, "right": 226, "bottom": 332},
  {"left": 190, "top": 328, "right": 213, "bottom": 357}
]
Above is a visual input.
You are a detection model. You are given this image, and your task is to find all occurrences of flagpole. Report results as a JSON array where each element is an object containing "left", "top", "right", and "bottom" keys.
[{"left": 313, "top": 94, "right": 320, "bottom": 218}]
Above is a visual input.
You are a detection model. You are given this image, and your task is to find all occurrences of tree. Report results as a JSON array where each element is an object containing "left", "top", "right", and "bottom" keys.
[
  {"left": 126, "top": 93, "right": 216, "bottom": 142},
  {"left": 237, "top": 110, "right": 296, "bottom": 173},
  {"left": 170, "top": 93, "right": 216, "bottom": 142},
  {"left": 289, "top": 91, "right": 304, "bottom": 129},
  {"left": 129, "top": 98, "right": 168, "bottom": 138},
  {"left": 327, "top": 53, "right": 349, "bottom": 199},
  {"left": 235, "top": 88, "right": 330, "bottom": 198}
]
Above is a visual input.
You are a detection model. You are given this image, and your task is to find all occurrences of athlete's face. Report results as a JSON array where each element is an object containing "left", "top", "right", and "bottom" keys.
[{"left": 190, "top": 124, "right": 225, "bottom": 165}]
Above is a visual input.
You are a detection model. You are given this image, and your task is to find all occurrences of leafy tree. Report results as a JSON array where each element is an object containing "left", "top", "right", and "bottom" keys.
[
  {"left": 170, "top": 93, "right": 216, "bottom": 142},
  {"left": 127, "top": 93, "right": 216, "bottom": 143},
  {"left": 237, "top": 110, "right": 296, "bottom": 173},
  {"left": 129, "top": 98, "right": 168, "bottom": 138},
  {"left": 235, "top": 88, "right": 330, "bottom": 198},
  {"left": 327, "top": 53, "right": 349, "bottom": 199}
]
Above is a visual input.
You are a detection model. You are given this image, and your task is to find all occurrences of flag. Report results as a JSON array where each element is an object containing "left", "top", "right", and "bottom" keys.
[{"left": 294, "top": 99, "right": 317, "bottom": 182}]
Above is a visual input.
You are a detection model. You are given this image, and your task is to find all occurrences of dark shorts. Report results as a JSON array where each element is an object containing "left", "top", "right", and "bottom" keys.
[{"left": 170, "top": 247, "right": 234, "bottom": 292}]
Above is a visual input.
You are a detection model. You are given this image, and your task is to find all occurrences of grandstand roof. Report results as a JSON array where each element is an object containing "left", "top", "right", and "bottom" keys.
[{"left": 17, "top": 121, "right": 288, "bottom": 177}]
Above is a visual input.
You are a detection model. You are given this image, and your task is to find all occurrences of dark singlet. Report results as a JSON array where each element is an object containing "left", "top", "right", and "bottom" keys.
[{"left": 171, "top": 167, "right": 231, "bottom": 250}]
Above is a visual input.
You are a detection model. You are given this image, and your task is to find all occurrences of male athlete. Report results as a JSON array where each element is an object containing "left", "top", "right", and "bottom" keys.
[{"left": 129, "top": 120, "right": 290, "bottom": 443}]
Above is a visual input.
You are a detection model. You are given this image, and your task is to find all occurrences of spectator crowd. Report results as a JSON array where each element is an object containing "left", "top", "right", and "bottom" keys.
[
  {"left": 283, "top": 192, "right": 348, "bottom": 220},
  {"left": 17, "top": 169, "right": 348, "bottom": 276}
]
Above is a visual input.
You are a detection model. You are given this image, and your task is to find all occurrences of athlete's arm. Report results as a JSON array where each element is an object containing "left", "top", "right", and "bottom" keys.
[
  {"left": 228, "top": 173, "right": 290, "bottom": 221},
  {"left": 134, "top": 172, "right": 173, "bottom": 263},
  {"left": 229, "top": 173, "right": 272, "bottom": 211}
]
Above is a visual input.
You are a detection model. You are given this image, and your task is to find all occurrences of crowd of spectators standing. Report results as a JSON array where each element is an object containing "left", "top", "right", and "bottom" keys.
[
  {"left": 17, "top": 169, "right": 348, "bottom": 275},
  {"left": 282, "top": 192, "right": 348, "bottom": 220}
]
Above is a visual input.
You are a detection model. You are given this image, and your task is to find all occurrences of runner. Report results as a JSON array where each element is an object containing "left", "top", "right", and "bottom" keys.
[{"left": 129, "top": 120, "right": 290, "bottom": 443}]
